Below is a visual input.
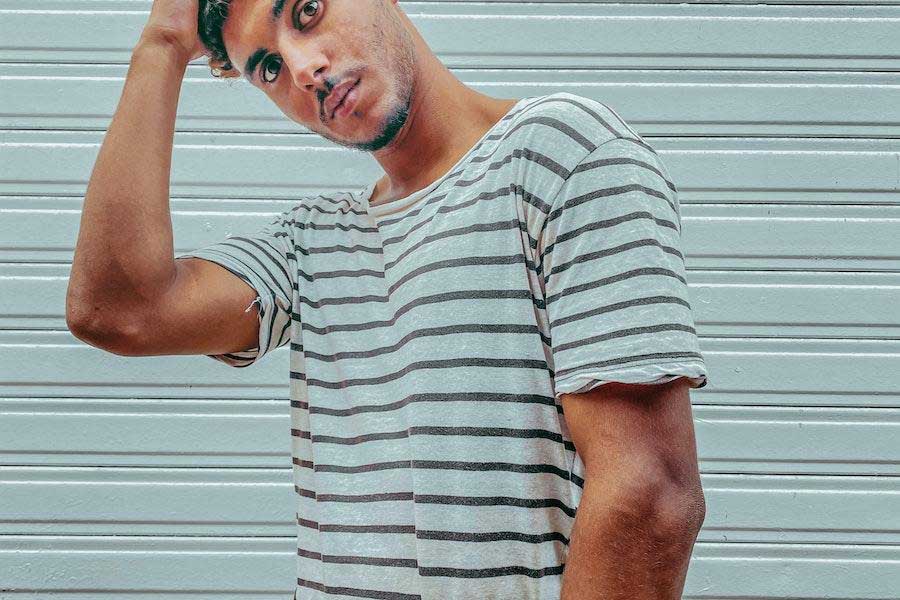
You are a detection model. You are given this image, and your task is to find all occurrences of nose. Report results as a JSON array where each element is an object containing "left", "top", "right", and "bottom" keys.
[{"left": 279, "top": 38, "right": 329, "bottom": 93}]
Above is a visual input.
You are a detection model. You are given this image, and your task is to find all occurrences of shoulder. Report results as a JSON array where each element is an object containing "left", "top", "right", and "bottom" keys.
[
  {"left": 509, "top": 93, "right": 644, "bottom": 210},
  {"left": 273, "top": 191, "right": 361, "bottom": 227},
  {"left": 509, "top": 92, "right": 641, "bottom": 159}
]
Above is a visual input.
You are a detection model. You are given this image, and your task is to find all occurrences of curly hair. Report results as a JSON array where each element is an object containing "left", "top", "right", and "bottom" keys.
[{"left": 198, "top": 0, "right": 240, "bottom": 78}]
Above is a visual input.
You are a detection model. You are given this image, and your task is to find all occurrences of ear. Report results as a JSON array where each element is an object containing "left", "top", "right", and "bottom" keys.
[{"left": 208, "top": 56, "right": 240, "bottom": 79}]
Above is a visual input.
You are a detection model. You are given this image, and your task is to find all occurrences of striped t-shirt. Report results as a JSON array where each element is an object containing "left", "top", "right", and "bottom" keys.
[{"left": 175, "top": 91, "right": 709, "bottom": 600}]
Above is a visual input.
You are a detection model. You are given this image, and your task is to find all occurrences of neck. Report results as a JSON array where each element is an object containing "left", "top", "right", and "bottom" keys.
[{"left": 369, "top": 40, "right": 517, "bottom": 205}]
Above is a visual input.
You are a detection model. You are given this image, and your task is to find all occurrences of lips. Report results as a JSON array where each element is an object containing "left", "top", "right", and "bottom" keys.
[{"left": 325, "top": 78, "right": 358, "bottom": 119}]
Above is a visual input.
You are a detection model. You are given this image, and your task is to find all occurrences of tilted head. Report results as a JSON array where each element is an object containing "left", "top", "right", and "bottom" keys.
[{"left": 198, "top": 0, "right": 419, "bottom": 152}]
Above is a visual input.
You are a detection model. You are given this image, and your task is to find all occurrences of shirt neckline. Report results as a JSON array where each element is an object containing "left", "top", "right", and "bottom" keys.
[{"left": 357, "top": 96, "right": 537, "bottom": 219}]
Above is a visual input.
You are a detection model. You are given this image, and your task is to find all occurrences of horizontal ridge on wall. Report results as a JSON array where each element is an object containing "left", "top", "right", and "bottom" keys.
[
  {"left": 3, "top": 134, "right": 898, "bottom": 202},
  {"left": 2, "top": 66, "right": 899, "bottom": 137},
  {"left": 1, "top": 3, "right": 898, "bottom": 70},
  {"left": 0, "top": 535, "right": 898, "bottom": 597},
  {"left": 0, "top": 469, "right": 896, "bottom": 544},
  {"left": 3, "top": 265, "right": 900, "bottom": 338},
  {"left": 0, "top": 393, "right": 898, "bottom": 471}
]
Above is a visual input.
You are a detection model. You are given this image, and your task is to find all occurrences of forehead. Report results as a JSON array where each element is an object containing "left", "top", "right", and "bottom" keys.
[{"left": 222, "top": 0, "right": 289, "bottom": 75}]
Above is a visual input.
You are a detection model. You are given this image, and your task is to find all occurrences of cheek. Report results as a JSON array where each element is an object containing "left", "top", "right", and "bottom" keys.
[
  {"left": 267, "top": 90, "right": 304, "bottom": 125},
  {"left": 275, "top": 84, "right": 312, "bottom": 118}
]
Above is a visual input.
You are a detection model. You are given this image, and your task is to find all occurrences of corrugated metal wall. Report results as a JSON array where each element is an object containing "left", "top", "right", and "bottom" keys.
[{"left": 1, "top": 1, "right": 898, "bottom": 597}]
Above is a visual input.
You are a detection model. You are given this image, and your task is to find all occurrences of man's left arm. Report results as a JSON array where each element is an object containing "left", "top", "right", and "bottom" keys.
[
  {"left": 536, "top": 129, "right": 711, "bottom": 596},
  {"left": 558, "top": 377, "right": 706, "bottom": 600}
]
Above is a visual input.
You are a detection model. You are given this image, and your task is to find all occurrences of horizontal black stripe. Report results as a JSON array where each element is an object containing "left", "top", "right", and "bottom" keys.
[
  {"left": 295, "top": 519, "right": 570, "bottom": 546},
  {"left": 554, "top": 351, "right": 706, "bottom": 381},
  {"left": 573, "top": 150, "right": 677, "bottom": 195},
  {"left": 304, "top": 357, "right": 550, "bottom": 389},
  {"left": 303, "top": 322, "right": 545, "bottom": 363},
  {"left": 550, "top": 294, "right": 691, "bottom": 330},
  {"left": 416, "top": 528, "right": 569, "bottom": 545},
  {"left": 543, "top": 237, "right": 683, "bottom": 288},
  {"left": 299, "top": 490, "right": 576, "bottom": 519},
  {"left": 307, "top": 392, "right": 558, "bottom": 418},
  {"left": 296, "top": 289, "right": 536, "bottom": 334},
  {"left": 418, "top": 562, "right": 566, "bottom": 579},
  {"left": 301, "top": 549, "right": 418, "bottom": 569},
  {"left": 297, "top": 423, "right": 563, "bottom": 445},
  {"left": 305, "top": 458, "right": 570, "bottom": 483},
  {"left": 553, "top": 322, "right": 699, "bottom": 354},
  {"left": 545, "top": 266, "right": 687, "bottom": 306},
  {"left": 297, "top": 577, "right": 422, "bottom": 600}
]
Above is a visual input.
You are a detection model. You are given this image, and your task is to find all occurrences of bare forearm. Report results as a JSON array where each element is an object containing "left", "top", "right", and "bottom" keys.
[
  {"left": 67, "top": 35, "right": 189, "bottom": 330},
  {"left": 560, "top": 479, "right": 703, "bottom": 600}
]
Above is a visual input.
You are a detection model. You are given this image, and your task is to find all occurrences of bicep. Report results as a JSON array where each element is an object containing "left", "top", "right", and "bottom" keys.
[
  {"left": 560, "top": 377, "right": 701, "bottom": 490},
  {"left": 127, "top": 256, "right": 262, "bottom": 357}
]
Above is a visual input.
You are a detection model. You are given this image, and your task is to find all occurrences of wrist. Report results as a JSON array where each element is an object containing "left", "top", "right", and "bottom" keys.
[{"left": 133, "top": 30, "right": 193, "bottom": 67}]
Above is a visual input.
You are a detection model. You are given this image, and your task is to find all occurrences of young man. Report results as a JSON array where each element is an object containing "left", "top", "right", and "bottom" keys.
[{"left": 66, "top": 1, "right": 710, "bottom": 598}]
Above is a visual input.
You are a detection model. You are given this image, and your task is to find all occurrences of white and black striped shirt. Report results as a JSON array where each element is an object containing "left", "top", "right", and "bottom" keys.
[{"left": 176, "top": 92, "right": 709, "bottom": 600}]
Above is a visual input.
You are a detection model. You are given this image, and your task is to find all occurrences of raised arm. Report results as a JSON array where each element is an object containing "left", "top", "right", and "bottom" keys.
[{"left": 65, "top": 0, "right": 260, "bottom": 357}]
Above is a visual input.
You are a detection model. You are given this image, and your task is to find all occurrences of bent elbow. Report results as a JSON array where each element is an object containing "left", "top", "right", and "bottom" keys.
[
  {"left": 654, "top": 484, "right": 707, "bottom": 539},
  {"left": 65, "top": 295, "right": 146, "bottom": 356}
]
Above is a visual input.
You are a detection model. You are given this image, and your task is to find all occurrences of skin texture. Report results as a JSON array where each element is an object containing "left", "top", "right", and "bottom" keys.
[
  {"left": 219, "top": 0, "right": 520, "bottom": 205},
  {"left": 558, "top": 378, "right": 706, "bottom": 599}
]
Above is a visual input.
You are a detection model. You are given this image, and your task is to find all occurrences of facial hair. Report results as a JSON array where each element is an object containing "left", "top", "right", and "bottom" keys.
[{"left": 312, "top": 2, "right": 416, "bottom": 153}]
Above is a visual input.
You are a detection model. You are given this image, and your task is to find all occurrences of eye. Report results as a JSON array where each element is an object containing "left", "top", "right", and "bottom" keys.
[
  {"left": 260, "top": 55, "right": 282, "bottom": 84},
  {"left": 294, "top": 0, "right": 321, "bottom": 30},
  {"left": 258, "top": 1, "right": 321, "bottom": 84}
]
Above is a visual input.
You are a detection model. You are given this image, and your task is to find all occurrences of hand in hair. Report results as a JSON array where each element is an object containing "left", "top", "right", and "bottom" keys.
[{"left": 140, "top": 0, "right": 210, "bottom": 64}]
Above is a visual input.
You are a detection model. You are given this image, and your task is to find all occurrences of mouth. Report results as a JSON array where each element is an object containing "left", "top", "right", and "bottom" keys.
[{"left": 328, "top": 78, "right": 360, "bottom": 120}]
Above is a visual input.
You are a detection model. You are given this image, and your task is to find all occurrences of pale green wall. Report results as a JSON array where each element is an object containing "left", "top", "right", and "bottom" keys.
[{"left": 0, "top": 1, "right": 898, "bottom": 597}]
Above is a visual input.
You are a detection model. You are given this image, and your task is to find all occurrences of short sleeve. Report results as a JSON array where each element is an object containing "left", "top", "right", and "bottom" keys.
[
  {"left": 539, "top": 136, "right": 709, "bottom": 398},
  {"left": 174, "top": 204, "right": 298, "bottom": 367}
]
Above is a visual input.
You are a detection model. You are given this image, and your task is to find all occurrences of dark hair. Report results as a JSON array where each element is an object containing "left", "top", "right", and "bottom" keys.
[{"left": 198, "top": 0, "right": 237, "bottom": 76}]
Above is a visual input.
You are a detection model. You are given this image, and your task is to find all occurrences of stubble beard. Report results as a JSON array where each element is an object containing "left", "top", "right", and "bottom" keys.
[{"left": 317, "top": 8, "right": 417, "bottom": 153}]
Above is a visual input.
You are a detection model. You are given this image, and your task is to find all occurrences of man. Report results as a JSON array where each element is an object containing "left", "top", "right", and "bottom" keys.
[{"left": 66, "top": 0, "right": 710, "bottom": 598}]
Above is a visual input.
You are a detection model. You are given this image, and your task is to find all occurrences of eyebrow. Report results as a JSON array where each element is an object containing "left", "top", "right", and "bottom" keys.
[{"left": 243, "top": 0, "right": 290, "bottom": 82}]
